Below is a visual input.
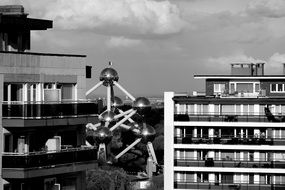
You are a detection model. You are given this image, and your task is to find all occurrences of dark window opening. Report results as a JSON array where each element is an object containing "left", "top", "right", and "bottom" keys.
[{"left": 86, "top": 66, "right": 92, "bottom": 78}]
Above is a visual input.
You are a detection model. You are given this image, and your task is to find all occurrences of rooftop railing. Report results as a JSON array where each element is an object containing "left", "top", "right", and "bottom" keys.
[
  {"left": 2, "top": 100, "right": 101, "bottom": 119},
  {"left": 174, "top": 157, "right": 285, "bottom": 168},
  {"left": 174, "top": 181, "right": 284, "bottom": 190},
  {"left": 2, "top": 146, "right": 97, "bottom": 168},
  {"left": 174, "top": 134, "right": 285, "bottom": 145},
  {"left": 174, "top": 113, "right": 280, "bottom": 123}
]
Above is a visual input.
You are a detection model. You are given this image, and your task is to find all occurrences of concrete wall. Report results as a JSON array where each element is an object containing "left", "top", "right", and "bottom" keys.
[
  {"left": 205, "top": 79, "right": 229, "bottom": 96},
  {"left": 260, "top": 80, "right": 285, "bottom": 97},
  {"left": 0, "top": 52, "right": 87, "bottom": 99}
]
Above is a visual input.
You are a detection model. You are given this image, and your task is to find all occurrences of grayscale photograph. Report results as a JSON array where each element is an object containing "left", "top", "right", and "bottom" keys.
[{"left": 0, "top": 0, "right": 284, "bottom": 190}]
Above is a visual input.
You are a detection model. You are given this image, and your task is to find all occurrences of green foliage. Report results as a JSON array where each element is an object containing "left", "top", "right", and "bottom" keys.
[{"left": 87, "top": 167, "right": 131, "bottom": 190}]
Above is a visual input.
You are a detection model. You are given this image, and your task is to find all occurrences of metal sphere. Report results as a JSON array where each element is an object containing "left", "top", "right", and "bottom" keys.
[
  {"left": 99, "top": 67, "right": 119, "bottom": 85},
  {"left": 94, "top": 125, "right": 113, "bottom": 144},
  {"left": 99, "top": 110, "right": 116, "bottom": 122},
  {"left": 112, "top": 96, "right": 123, "bottom": 107},
  {"left": 138, "top": 123, "right": 156, "bottom": 143},
  {"left": 133, "top": 97, "right": 151, "bottom": 115}
]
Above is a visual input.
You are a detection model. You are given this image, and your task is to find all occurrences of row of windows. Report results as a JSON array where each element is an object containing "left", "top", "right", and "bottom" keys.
[
  {"left": 3, "top": 83, "right": 76, "bottom": 102},
  {"left": 213, "top": 82, "right": 285, "bottom": 94},
  {"left": 214, "top": 82, "right": 260, "bottom": 94},
  {"left": 174, "top": 172, "right": 285, "bottom": 184},
  {"left": 175, "top": 127, "right": 285, "bottom": 139},
  {"left": 271, "top": 83, "right": 285, "bottom": 93},
  {"left": 174, "top": 149, "right": 285, "bottom": 162},
  {"left": 175, "top": 104, "right": 285, "bottom": 115}
]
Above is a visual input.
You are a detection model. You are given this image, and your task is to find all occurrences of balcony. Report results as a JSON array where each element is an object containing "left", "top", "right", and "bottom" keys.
[
  {"left": 174, "top": 135, "right": 285, "bottom": 146},
  {"left": 174, "top": 113, "right": 272, "bottom": 122},
  {"left": 2, "top": 101, "right": 101, "bottom": 128},
  {"left": 174, "top": 157, "right": 285, "bottom": 169},
  {"left": 174, "top": 181, "right": 284, "bottom": 190},
  {"left": 2, "top": 147, "right": 98, "bottom": 179}
]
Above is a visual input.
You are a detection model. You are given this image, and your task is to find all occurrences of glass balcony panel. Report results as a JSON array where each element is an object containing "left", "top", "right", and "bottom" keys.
[
  {"left": 2, "top": 147, "right": 97, "bottom": 168},
  {"left": 2, "top": 101, "right": 100, "bottom": 118}
]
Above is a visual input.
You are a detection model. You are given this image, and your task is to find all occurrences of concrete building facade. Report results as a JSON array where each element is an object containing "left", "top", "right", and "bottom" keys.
[
  {"left": 0, "top": 5, "right": 100, "bottom": 190},
  {"left": 164, "top": 63, "right": 285, "bottom": 190}
]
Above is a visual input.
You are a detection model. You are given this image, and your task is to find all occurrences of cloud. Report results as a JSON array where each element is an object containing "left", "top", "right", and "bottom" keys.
[
  {"left": 106, "top": 36, "right": 142, "bottom": 48},
  {"left": 266, "top": 53, "right": 285, "bottom": 73},
  {"left": 246, "top": 0, "right": 285, "bottom": 18},
  {"left": 206, "top": 53, "right": 265, "bottom": 69},
  {"left": 205, "top": 52, "right": 285, "bottom": 74},
  {"left": 37, "top": 0, "right": 185, "bottom": 37}
]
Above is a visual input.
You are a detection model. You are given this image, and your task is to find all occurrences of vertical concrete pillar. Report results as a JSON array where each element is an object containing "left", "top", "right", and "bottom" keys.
[
  {"left": 30, "top": 84, "right": 34, "bottom": 102},
  {"left": 7, "top": 84, "right": 11, "bottom": 103},
  {"left": 193, "top": 127, "right": 197, "bottom": 138},
  {"left": 23, "top": 83, "right": 28, "bottom": 102},
  {"left": 209, "top": 128, "right": 214, "bottom": 138},
  {"left": 254, "top": 152, "right": 259, "bottom": 162},
  {"left": 254, "top": 174, "right": 259, "bottom": 184},
  {"left": 36, "top": 83, "right": 41, "bottom": 102},
  {"left": 0, "top": 74, "right": 4, "bottom": 190},
  {"left": 164, "top": 92, "right": 174, "bottom": 190}
]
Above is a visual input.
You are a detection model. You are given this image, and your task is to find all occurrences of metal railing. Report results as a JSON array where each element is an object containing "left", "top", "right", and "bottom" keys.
[
  {"left": 174, "top": 134, "right": 285, "bottom": 145},
  {"left": 2, "top": 147, "right": 97, "bottom": 168},
  {"left": 2, "top": 100, "right": 101, "bottom": 119},
  {"left": 174, "top": 113, "right": 278, "bottom": 123},
  {"left": 174, "top": 181, "right": 284, "bottom": 190},
  {"left": 174, "top": 157, "right": 285, "bottom": 168}
]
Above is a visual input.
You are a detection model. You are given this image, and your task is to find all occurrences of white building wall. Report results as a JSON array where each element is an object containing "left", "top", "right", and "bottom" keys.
[{"left": 164, "top": 92, "right": 175, "bottom": 190}]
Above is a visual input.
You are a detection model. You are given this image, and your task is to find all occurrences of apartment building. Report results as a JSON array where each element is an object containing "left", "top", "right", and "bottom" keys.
[
  {"left": 0, "top": 5, "right": 100, "bottom": 190},
  {"left": 164, "top": 63, "right": 285, "bottom": 190}
]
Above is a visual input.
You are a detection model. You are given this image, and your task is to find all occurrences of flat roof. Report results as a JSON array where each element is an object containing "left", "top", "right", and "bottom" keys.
[
  {"left": 194, "top": 75, "right": 285, "bottom": 80},
  {"left": 0, "top": 51, "right": 86, "bottom": 58}
]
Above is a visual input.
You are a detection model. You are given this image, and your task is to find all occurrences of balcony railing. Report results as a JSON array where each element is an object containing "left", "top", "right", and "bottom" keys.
[
  {"left": 2, "top": 100, "right": 101, "bottom": 119},
  {"left": 174, "top": 134, "right": 285, "bottom": 145},
  {"left": 174, "top": 181, "right": 285, "bottom": 190},
  {"left": 2, "top": 147, "right": 97, "bottom": 168},
  {"left": 174, "top": 113, "right": 275, "bottom": 123},
  {"left": 174, "top": 157, "right": 285, "bottom": 168}
]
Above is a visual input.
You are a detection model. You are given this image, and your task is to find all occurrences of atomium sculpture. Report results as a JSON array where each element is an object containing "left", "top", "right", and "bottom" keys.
[{"left": 86, "top": 62, "right": 158, "bottom": 177}]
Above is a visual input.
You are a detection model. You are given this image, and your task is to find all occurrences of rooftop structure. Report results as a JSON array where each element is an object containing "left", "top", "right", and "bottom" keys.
[
  {"left": 164, "top": 63, "right": 285, "bottom": 190},
  {"left": 0, "top": 5, "right": 52, "bottom": 52}
]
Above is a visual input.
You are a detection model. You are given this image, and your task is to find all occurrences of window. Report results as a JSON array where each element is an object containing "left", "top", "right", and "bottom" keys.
[
  {"left": 61, "top": 84, "right": 75, "bottom": 100},
  {"left": 255, "top": 83, "right": 260, "bottom": 92},
  {"left": 230, "top": 83, "right": 235, "bottom": 93},
  {"left": 221, "top": 173, "right": 233, "bottom": 183},
  {"left": 187, "top": 104, "right": 194, "bottom": 114},
  {"left": 236, "top": 83, "right": 253, "bottom": 93},
  {"left": 214, "top": 83, "right": 225, "bottom": 94},
  {"left": 271, "top": 83, "right": 285, "bottom": 93},
  {"left": 278, "top": 84, "right": 283, "bottom": 91},
  {"left": 275, "top": 175, "right": 285, "bottom": 184},
  {"left": 86, "top": 65, "right": 92, "bottom": 78},
  {"left": 11, "top": 84, "right": 22, "bottom": 101}
]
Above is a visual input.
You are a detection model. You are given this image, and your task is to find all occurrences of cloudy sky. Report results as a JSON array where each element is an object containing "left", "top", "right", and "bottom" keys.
[{"left": 3, "top": 0, "right": 285, "bottom": 96}]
